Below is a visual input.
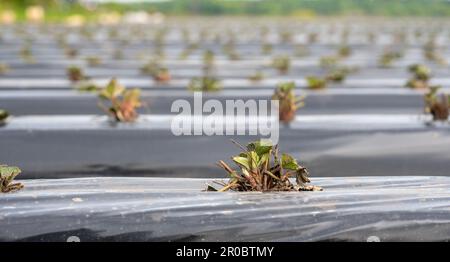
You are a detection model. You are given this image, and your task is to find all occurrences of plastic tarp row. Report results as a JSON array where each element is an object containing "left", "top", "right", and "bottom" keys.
[{"left": 1, "top": 176, "right": 450, "bottom": 242}]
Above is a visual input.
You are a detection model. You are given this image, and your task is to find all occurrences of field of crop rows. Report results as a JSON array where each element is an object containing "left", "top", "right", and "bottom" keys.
[
  {"left": 1, "top": 18, "right": 449, "bottom": 179},
  {"left": 2, "top": 17, "right": 450, "bottom": 241}
]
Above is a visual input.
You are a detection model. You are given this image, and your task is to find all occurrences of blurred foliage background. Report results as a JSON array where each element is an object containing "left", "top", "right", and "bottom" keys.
[{"left": 2, "top": 0, "right": 450, "bottom": 21}]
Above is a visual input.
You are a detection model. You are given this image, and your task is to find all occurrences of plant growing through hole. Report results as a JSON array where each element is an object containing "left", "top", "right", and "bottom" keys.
[
  {"left": 423, "top": 40, "right": 447, "bottom": 66},
  {"left": 207, "top": 140, "right": 322, "bottom": 192},
  {"left": 0, "top": 109, "right": 9, "bottom": 125},
  {"left": 261, "top": 42, "right": 273, "bottom": 55},
  {"left": 0, "top": 165, "right": 24, "bottom": 193},
  {"left": 248, "top": 71, "right": 265, "bottom": 82},
  {"left": 65, "top": 47, "right": 78, "bottom": 59},
  {"left": 378, "top": 50, "right": 402, "bottom": 68},
  {"left": 66, "top": 66, "right": 85, "bottom": 82},
  {"left": 424, "top": 86, "right": 449, "bottom": 121},
  {"left": 20, "top": 45, "right": 34, "bottom": 63},
  {"left": 0, "top": 63, "right": 9, "bottom": 74},
  {"left": 337, "top": 45, "right": 351, "bottom": 58},
  {"left": 325, "top": 67, "right": 355, "bottom": 83},
  {"left": 140, "top": 61, "right": 171, "bottom": 83},
  {"left": 271, "top": 55, "right": 291, "bottom": 74},
  {"left": 406, "top": 64, "right": 431, "bottom": 89},
  {"left": 272, "top": 82, "right": 304, "bottom": 123},
  {"left": 203, "top": 50, "right": 215, "bottom": 71},
  {"left": 306, "top": 76, "right": 328, "bottom": 90},
  {"left": 319, "top": 55, "right": 338, "bottom": 69},
  {"left": 85, "top": 56, "right": 102, "bottom": 67},
  {"left": 188, "top": 77, "right": 222, "bottom": 92},
  {"left": 98, "top": 78, "right": 143, "bottom": 122}
]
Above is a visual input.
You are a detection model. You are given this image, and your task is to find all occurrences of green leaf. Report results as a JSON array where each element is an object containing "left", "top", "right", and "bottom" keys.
[
  {"left": 99, "top": 78, "right": 124, "bottom": 100},
  {"left": 248, "top": 151, "right": 259, "bottom": 170},
  {"left": 232, "top": 156, "right": 250, "bottom": 170},
  {"left": 281, "top": 153, "right": 300, "bottom": 170},
  {"left": 247, "top": 140, "right": 273, "bottom": 157},
  {"left": 0, "top": 109, "right": 9, "bottom": 122}
]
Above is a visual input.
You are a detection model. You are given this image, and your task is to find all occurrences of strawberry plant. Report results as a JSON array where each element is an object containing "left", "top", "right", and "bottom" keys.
[
  {"left": 248, "top": 71, "right": 265, "bottom": 82},
  {"left": 188, "top": 77, "right": 222, "bottom": 92},
  {"left": 337, "top": 45, "right": 351, "bottom": 58},
  {"left": 424, "top": 86, "right": 449, "bottom": 121},
  {"left": 85, "top": 56, "right": 102, "bottom": 67},
  {"left": 0, "top": 165, "right": 24, "bottom": 193},
  {"left": 141, "top": 61, "right": 171, "bottom": 83},
  {"left": 0, "top": 63, "right": 9, "bottom": 74},
  {"left": 0, "top": 109, "right": 9, "bottom": 125},
  {"left": 67, "top": 66, "right": 85, "bottom": 82},
  {"left": 261, "top": 42, "right": 273, "bottom": 55},
  {"left": 271, "top": 55, "right": 291, "bottom": 74},
  {"left": 319, "top": 55, "right": 338, "bottom": 69},
  {"left": 98, "top": 78, "right": 143, "bottom": 122},
  {"left": 306, "top": 76, "right": 328, "bottom": 90},
  {"left": 378, "top": 50, "right": 402, "bottom": 68},
  {"left": 272, "top": 82, "right": 304, "bottom": 123},
  {"left": 208, "top": 140, "right": 322, "bottom": 192},
  {"left": 406, "top": 64, "right": 431, "bottom": 89}
]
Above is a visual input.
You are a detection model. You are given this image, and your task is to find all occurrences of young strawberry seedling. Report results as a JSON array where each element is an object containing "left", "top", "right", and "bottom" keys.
[
  {"left": 188, "top": 77, "right": 222, "bottom": 92},
  {"left": 424, "top": 86, "right": 449, "bottom": 121},
  {"left": 0, "top": 109, "right": 9, "bottom": 125},
  {"left": 66, "top": 66, "right": 85, "bottom": 82},
  {"left": 98, "top": 78, "right": 143, "bottom": 122},
  {"left": 141, "top": 61, "right": 171, "bottom": 83},
  {"left": 337, "top": 45, "right": 351, "bottom": 58},
  {"left": 378, "top": 50, "right": 402, "bottom": 68},
  {"left": 406, "top": 64, "right": 431, "bottom": 89},
  {"left": 306, "top": 76, "right": 328, "bottom": 90},
  {"left": 0, "top": 63, "right": 10, "bottom": 74},
  {"left": 20, "top": 45, "right": 35, "bottom": 63},
  {"left": 85, "top": 56, "right": 102, "bottom": 67},
  {"left": 0, "top": 165, "right": 24, "bottom": 193},
  {"left": 261, "top": 42, "right": 273, "bottom": 55},
  {"left": 272, "top": 82, "right": 304, "bottom": 123},
  {"left": 248, "top": 71, "right": 265, "bottom": 82},
  {"left": 208, "top": 140, "right": 322, "bottom": 192},
  {"left": 271, "top": 55, "right": 291, "bottom": 74},
  {"left": 319, "top": 55, "right": 338, "bottom": 69}
]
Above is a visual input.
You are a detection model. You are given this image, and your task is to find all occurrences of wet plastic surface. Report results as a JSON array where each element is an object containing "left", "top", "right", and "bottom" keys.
[{"left": 1, "top": 176, "right": 449, "bottom": 242}]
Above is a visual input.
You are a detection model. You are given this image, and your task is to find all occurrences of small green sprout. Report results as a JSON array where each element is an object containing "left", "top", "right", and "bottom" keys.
[
  {"left": 85, "top": 56, "right": 102, "bottom": 67},
  {"left": 208, "top": 140, "right": 322, "bottom": 192},
  {"left": 0, "top": 165, "right": 24, "bottom": 193},
  {"left": 406, "top": 64, "right": 431, "bottom": 89},
  {"left": 188, "top": 77, "right": 222, "bottom": 92},
  {"left": 271, "top": 55, "right": 291, "bottom": 74},
  {"left": 319, "top": 56, "right": 338, "bottom": 69},
  {"left": 67, "top": 66, "right": 85, "bottom": 82},
  {"left": 20, "top": 45, "right": 34, "bottom": 63},
  {"left": 325, "top": 67, "right": 354, "bottom": 83},
  {"left": 272, "top": 82, "right": 304, "bottom": 123},
  {"left": 0, "top": 63, "right": 10, "bottom": 74},
  {"left": 248, "top": 71, "right": 265, "bottom": 82},
  {"left": 98, "top": 78, "right": 143, "bottom": 122},
  {"left": 141, "top": 61, "right": 171, "bottom": 83},
  {"left": 337, "top": 45, "right": 351, "bottom": 58},
  {"left": 0, "top": 109, "right": 9, "bottom": 125},
  {"left": 261, "top": 42, "right": 273, "bottom": 55},
  {"left": 306, "top": 76, "right": 328, "bottom": 90},
  {"left": 378, "top": 50, "right": 402, "bottom": 68},
  {"left": 424, "top": 86, "right": 449, "bottom": 121}
]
